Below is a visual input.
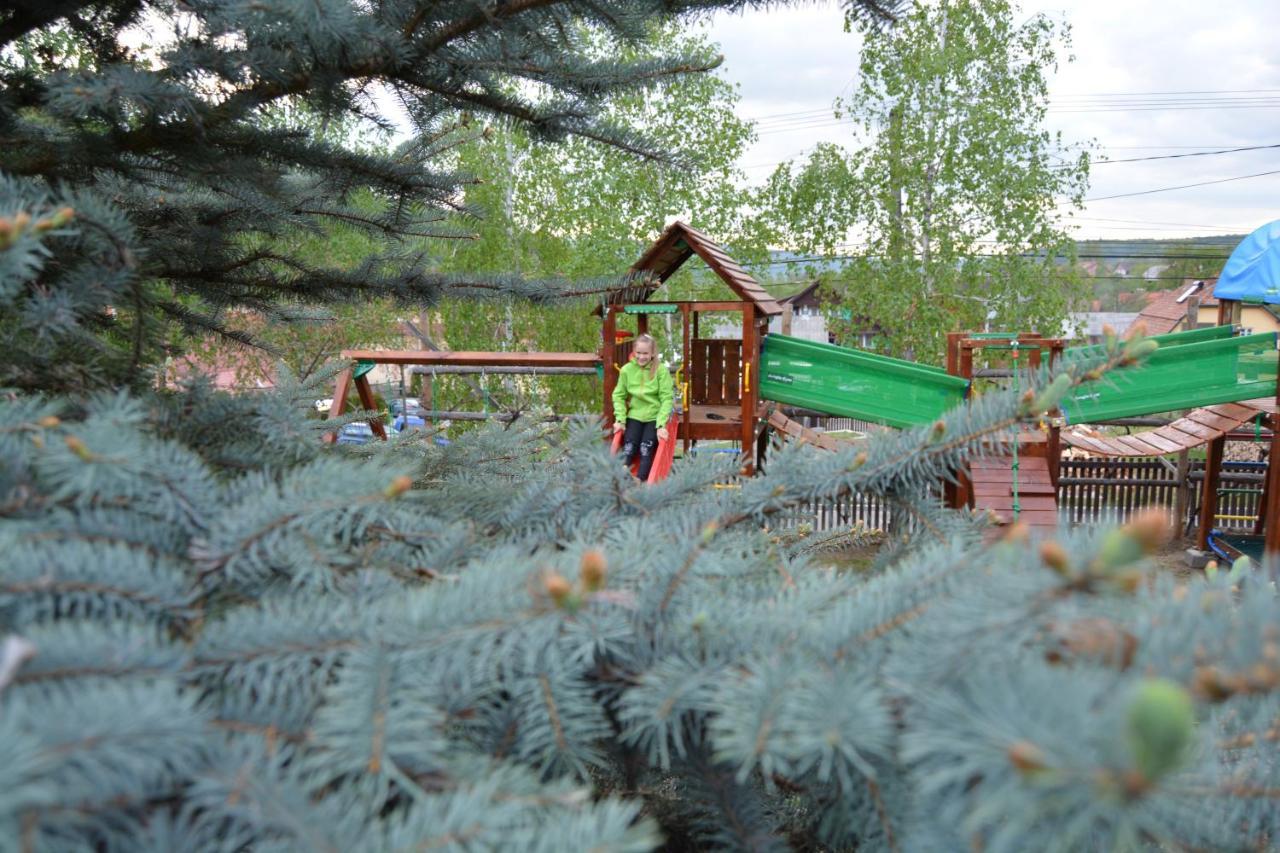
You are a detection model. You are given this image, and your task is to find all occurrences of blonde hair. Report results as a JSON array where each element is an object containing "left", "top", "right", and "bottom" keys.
[{"left": 634, "top": 333, "right": 659, "bottom": 380}]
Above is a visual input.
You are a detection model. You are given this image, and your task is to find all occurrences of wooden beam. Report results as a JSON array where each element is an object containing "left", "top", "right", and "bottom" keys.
[
  {"left": 324, "top": 366, "right": 354, "bottom": 444},
  {"left": 740, "top": 311, "right": 758, "bottom": 473},
  {"left": 353, "top": 373, "right": 388, "bottom": 441},
  {"left": 341, "top": 350, "right": 602, "bottom": 368},
  {"left": 1198, "top": 435, "right": 1225, "bottom": 550},
  {"left": 1266, "top": 391, "right": 1280, "bottom": 557},
  {"left": 603, "top": 307, "right": 617, "bottom": 427}
]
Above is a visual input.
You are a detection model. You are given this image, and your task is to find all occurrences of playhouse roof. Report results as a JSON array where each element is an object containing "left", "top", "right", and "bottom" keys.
[
  {"left": 628, "top": 221, "right": 783, "bottom": 315},
  {"left": 1214, "top": 219, "right": 1280, "bottom": 304}
]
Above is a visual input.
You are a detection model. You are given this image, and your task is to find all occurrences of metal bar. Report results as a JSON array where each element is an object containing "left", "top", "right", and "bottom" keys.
[
  {"left": 415, "top": 411, "right": 598, "bottom": 422},
  {"left": 406, "top": 365, "right": 597, "bottom": 375},
  {"left": 341, "top": 350, "right": 602, "bottom": 368}
]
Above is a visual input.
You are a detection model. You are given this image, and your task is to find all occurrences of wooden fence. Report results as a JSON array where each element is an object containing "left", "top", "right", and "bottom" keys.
[{"left": 782, "top": 455, "right": 1268, "bottom": 535}]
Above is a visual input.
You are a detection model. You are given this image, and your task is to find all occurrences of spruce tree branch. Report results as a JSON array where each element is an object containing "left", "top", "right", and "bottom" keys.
[
  {"left": 0, "top": 580, "right": 185, "bottom": 614},
  {"left": 412, "top": 0, "right": 561, "bottom": 48},
  {"left": 539, "top": 673, "right": 570, "bottom": 754},
  {"left": 866, "top": 777, "right": 899, "bottom": 853}
]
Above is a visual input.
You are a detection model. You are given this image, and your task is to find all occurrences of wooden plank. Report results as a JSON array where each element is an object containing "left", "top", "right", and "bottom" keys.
[
  {"left": 341, "top": 350, "right": 602, "bottom": 368},
  {"left": 724, "top": 341, "right": 741, "bottom": 403},
  {"left": 691, "top": 340, "right": 708, "bottom": 404},
  {"left": 976, "top": 496, "right": 1058, "bottom": 511},
  {"left": 1134, "top": 430, "right": 1184, "bottom": 454},
  {"left": 1186, "top": 409, "right": 1242, "bottom": 432},
  {"left": 970, "top": 469, "right": 1053, "bottom": 484},
  {"left": 1111, "top": 434, "right": 1168, "bottom": 457},
  {"left": 1208, "top": 402, "right": 1256, "bottom": 421},
  {"left": 1168, "top": 417, "right": 1219, "bottom": 442},
  {"left": 707, "top": 341, "right": 724, "bottom": 405}
]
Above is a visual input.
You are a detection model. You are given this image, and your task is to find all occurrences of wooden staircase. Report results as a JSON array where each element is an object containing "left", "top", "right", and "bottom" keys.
[{"left": 970, "top": 454, "right": 1058, "bottom": 534}]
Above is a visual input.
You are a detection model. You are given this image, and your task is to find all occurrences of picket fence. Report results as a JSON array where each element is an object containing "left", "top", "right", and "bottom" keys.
[{"left": 781, "top": 415, "right": 1268, "bottom": 535}]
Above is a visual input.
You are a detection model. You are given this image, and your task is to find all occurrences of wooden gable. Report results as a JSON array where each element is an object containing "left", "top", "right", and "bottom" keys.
[{"left": 627, "top": 221, "right": 783, "bottom": 316}]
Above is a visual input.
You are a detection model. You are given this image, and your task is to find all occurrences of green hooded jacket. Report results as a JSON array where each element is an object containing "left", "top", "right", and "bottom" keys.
[{"left": 613, "top": 359, "right": 674, "bottom": 425}]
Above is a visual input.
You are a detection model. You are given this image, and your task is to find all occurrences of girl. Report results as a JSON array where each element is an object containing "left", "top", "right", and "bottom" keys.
[{"left": 612, "top": 333, "right": 674, "bottom": 481}]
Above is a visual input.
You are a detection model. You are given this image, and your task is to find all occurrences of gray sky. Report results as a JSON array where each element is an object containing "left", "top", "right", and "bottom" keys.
[{"left": 708, "top": 0, "right": 1280, "bottom": 241}]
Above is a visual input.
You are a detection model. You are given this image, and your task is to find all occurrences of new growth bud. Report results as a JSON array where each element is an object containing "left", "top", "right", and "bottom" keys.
[
  {"left": 1039, "top": 540, "right": 1070, "bottom": 575},
  {"left": 63, "top": 435, "right": 94, "bottom": 461},
  {"left": 544, "top": 572, "right": 572, "bottom": 605},
  {"left": 384, "top": 475, "right": 413, "bottom": 498},
  {"left": 1125, "top": 678, "right": 1195, "bottom": 785},
  {"left": 580, "top": 549, "right": 607, "bottom": 592}
]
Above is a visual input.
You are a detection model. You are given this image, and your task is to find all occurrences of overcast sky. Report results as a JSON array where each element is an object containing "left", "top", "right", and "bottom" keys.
[{"left": 707, "top": 0, "right": 1280, "bottom": 242}]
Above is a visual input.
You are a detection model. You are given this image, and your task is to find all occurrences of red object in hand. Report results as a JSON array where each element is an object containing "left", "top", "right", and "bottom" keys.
[{"left": 609, "top": 414, "right": 678, "bottom": 483}]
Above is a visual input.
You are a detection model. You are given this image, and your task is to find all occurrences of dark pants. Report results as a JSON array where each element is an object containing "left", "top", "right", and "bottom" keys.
[{"left": 621, "top": 418, "right": 658, "bottom": 481}]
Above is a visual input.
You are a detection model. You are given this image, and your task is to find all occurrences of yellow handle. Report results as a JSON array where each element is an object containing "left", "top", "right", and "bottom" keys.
[
  {"left": 743, "top": 363, "right": 751, "bottom": 389},
  {"left": 682, "top": 381, "right": 689, "bottom": 410}
]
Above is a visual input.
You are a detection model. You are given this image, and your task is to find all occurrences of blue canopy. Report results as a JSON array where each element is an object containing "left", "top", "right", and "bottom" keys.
[{"left": 1214, "top": 218, "right": 1280, "bottom": 304}]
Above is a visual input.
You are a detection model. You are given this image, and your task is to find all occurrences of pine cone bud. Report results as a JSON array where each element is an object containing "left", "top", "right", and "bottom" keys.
[
  {"left": 1002, "top": 521, "right": 1030, "bottom": 544},
  {"left": 1007, "top": 740, "right": 1049, "bottom": 775},
  {"left": 1122, "top": 508, "right": 1170, "bottom": 553},
  {"left": 37, "top": 415, "right": 60, "bottom": 428},
  {"left": 929, "top": 420, "right": 946, "bottom": 441},
  {"left": 544, "top": 572, "right": 571, "bottom": 605},
  {"left": 1126, "top": 678, "right": 1195, "bottom": 783},
  {"left": 51, "top": 206, "right": 75, "bottom": 227},
  {"left": 853, "top": 451, "right": 868, "bottom": 468},
  {"left": 13, "top": 211, "right": 30, "bottom": 232},
  {"left": 1039, "top": 540, "right": 1069, "bottom": 575},
  {"left": 580, "top": 549, "right": 607, "bottom": 592},
  {"left": 63, "top": 435, "right": 93, "bottom": 460},
  {"left": 384, "top": 475, "right": 413, "bottom": 498},
  {"left": 700, "top": 521, "right": 719, "bottom": 544}
]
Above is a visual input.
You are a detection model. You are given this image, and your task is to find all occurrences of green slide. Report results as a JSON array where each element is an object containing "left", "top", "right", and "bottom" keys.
[
  {"left": 760, "top": 328, "right": 1278, "bottom": 431},
  {"left": 1058, "top": 330, "right": 1278, "bottom": 424},
  {"left": 759, "top": 335, "right": 969, "bottom": 429}
]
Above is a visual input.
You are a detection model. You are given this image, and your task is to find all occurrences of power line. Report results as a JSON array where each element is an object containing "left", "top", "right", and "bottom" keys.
[
  {"left": 1085, "top": 168, "right": 1280, "bottom": 201},
  {"left": 1093, "top": 143, "right": 1280, "bottom": 164}
]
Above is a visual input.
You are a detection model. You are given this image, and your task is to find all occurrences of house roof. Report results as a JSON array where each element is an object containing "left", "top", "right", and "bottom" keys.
[
  {"left": 778, "top": 279, "right": 822, "bottom": 309},
  {"left": 627, "top": 221, "right": 783, "bottom": 315},
  {"left": 1135, "top": 278, "right": 1219, "bottom": 334}
]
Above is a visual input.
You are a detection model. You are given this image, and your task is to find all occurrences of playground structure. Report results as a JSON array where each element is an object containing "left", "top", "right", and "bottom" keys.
[{"left": 328, "top": 219, "right": 1280, "bottom": 561}]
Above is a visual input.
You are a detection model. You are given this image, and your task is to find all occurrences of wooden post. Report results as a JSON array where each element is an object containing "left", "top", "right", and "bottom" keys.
[
  {"left": 603, "top": 306, "right": 617, "bottom": 427},
  {"left": 1175, "top": 449, "right": 1191, "bottom": 533},
  {"left": 945, "top": 332, "right": 962, "bottom": 376},
  {"left": 1265, "top": 396, "right": 1280, "bottom": 558},
  {"left": 1198, "top": 435, "right": 1225, "bottom": 550},
  {"left": 323, "top": 366, "right": 354, "bottom": 443},
  {"left": 781, "top": 303, "right": 794, "bottom": 336},
  {"left": 681, "top": 302, "right": 691, "bottom": 457},
  {"left": 353, "top": 373, "right": 388, "bottom": 440},
  {"left": 740, "top": 308, "right": 757, "bottom": 474},
  {"left": 422, "top": 369, "right": 433, "bottom": 425}
]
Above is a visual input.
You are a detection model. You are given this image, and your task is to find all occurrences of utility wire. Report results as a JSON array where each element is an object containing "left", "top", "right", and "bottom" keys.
[{"left": 1085, "top": 168, "right": 1280, "bottom": 201}]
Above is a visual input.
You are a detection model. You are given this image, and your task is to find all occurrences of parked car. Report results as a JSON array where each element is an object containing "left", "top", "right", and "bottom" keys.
[{"left": 336, "top": 422, "right": 375, "bottom": 445}]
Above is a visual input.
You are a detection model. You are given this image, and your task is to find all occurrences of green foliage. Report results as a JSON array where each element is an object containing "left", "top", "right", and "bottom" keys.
[
  {"left": 1, "top": 0, "right": 792, "bottom": 395},
  {"left": 427, "top": 22, "right": 761, "bottom": 415},
  {"left": 4, "top": 2, "right": 1278, "bottom": 851},
  {"left": 758, "top": 0, "right": 1091, "bottom": 362},
  {"left": 3, "top": 337, "right": 1279, "bottom": 850}
]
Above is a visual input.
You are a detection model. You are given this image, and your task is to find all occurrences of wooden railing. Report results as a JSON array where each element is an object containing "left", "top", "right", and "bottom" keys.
[{"left": 690, "top": 338, "right": 743, "bottom": 405}]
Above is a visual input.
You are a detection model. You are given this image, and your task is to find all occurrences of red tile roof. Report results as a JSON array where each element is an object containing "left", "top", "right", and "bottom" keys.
[{"left": 1135, "top": 278, "right": 1218, "bottom": 334}]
